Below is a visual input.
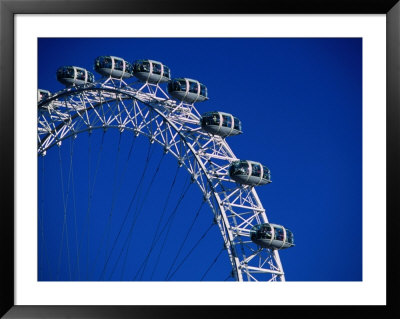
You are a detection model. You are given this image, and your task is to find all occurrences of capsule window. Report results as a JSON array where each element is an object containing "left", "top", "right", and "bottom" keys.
[
  {"left": 178, "top": 80, "right": 187, "bottom": 91},
  {"left": 168, "top": 79, "right": 189, "bottom": 92},
  {"left": 136, "top": 61, "right": 150, "bottom": 72},
  {"left": 143, "top": 61, "right": 151, "bottom": 72},
  {"left": 258, "top": 225, "right": 272, "bottom": 239},
  {"left": 251, "top": 163, "right": 261, "bottom": 177},
  {"left": 274, "top": 227, "right": 284, "bottom": 241},
  {"left": 189, "top": 81, "right": 198, "bottom": 94},
  {"left": 234, "top": 118, "right": 241, "bottom": 131},
  {"left": 202, "top": 114, "right": 219, "bottom": 125},
  {"left": 76, "top": 69, "right": 86, "bottom": 80},
  {"left": 200, "top": 84, "right": 207, "bottom": 97},
  {"left": 222, "top": 115, "right": 232, "bottom": 128},
  {"left": 101, "top": 56, "right": 112, "bottom": 68},
  {"left": 211, "top": 114, "right": 220, "bottom": 125},
  {"left": 230, "top": 161, "right": 249, "bottom": 176},
  {"left": 202, "top": 113, "right": 219, "bottom": 126},
  {"left": 114, "top": 59, "right": 124, "bottom": 71},
  {"left": 152, "top": 63, "right": 162, "bottom": 75},
  {"left": 286, "top": 230, "right": 294, "bottom": 244},
  {"left": 58, "top": 68, "right": 73, "bottom": 78},
  {"left": 94, "top": 57, "right": 102, "bottom": 68},
  {"left": 163, "top": 65, "right": 170, "bottom": 78},
  {"left": 88, "top": 73, "right": 94, "bottom": 82},
  {"left": 125, "top": 63, "right": 134, "bottom": 74},
  {"left": 105, "top": 57, "right": 113, "bottom": 68},
  {"left": 169, "top": 81, "right": 177, "bottom": 91},
  {"left": 262, "top": 166, "right": 270, "bottom": 180}
]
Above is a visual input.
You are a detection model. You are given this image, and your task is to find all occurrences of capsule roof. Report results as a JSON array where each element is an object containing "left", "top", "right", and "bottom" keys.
[
  {"left": 250, "top": 223, "right": 294, "bottom": 250},
  {"left": 201, "top": 111, "right": 242, "bottom": 137},
  {"left": 229, "top": 160, "right": 271, "bottom": 186},
  {"left": 133, "top": 59, "right": 171, "bottom": 84},
  {"left": 167, "top": 78, "right": 208, "bottom": 104},
  {"left": 94, "top": 56, "right": 134, "bottom": 79},
  {"left": 56, "top": 66, "right": 95, "bottom": 86}
]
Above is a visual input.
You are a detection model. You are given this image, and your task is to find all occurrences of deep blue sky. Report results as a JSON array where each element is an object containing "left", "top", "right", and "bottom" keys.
[{"left": 38, "top": 38, "right": 362, "bottom": 282}]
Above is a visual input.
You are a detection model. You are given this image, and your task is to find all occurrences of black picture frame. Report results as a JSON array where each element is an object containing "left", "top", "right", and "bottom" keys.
[{"left": 1, "top": 0, "right": 399, "bottom": 318}]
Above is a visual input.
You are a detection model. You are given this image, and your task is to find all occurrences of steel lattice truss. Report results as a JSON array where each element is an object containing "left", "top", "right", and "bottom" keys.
[{"left": 37, "top": 77, "right": 285, "bottom": 281}]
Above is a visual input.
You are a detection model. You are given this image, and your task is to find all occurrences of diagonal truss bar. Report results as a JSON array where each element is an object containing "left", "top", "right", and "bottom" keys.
[{"left": 38, "top": 79, "right": 286, "bottom": 282}]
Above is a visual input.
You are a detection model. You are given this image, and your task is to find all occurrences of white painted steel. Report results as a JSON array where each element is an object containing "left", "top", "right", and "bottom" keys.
[{"left": 37, "top": 76, "right": 286, "bottom": 282}]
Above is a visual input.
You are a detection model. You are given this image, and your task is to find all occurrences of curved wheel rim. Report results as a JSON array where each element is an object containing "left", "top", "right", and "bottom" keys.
[{"left": 38, "top": 77, "right": 286, "bottom": 282}]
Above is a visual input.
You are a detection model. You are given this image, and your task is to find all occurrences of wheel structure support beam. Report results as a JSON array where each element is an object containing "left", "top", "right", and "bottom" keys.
[{"left": 38, "top": 81, "right": 286, "bottom": 282}]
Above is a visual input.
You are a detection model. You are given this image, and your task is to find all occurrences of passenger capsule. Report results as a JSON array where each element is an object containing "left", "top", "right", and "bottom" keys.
[
  {"left": 38, "top": 89, "right": 51, "bottom": 102},
  {"left": 56, "top": 66, "right": 95, "bottom": 86},
  {"left": 133, "top": 59, "right": 171, "bottom": 84},
  {"left": 201, "top": 111, "right": 242, "bottom": 137},
  {"left": 94, "top": 56, "right": 134, "bottom": 79},
  {"left": 167, "top": 78, "right": 208, "bottom": 103},
  {"left": 229, "top": 160, "right": 271, "bottom": 186},
  {"left": 250, "top": 223, "right": 294, "bottom": 250}
]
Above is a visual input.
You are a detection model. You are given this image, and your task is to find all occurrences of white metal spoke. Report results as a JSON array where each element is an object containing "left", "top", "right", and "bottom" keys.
[{"left": 38, "top": 77, "right": 286, "bottom": 282}]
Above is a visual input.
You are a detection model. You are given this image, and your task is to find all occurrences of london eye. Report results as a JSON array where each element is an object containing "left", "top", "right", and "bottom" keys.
[{"left": 38, "top": 55, "right": 294, "bottom": 282}]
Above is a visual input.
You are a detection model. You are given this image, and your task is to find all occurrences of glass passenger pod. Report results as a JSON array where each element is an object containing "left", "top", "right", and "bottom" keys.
[
  {"left": 56, "top": 66, "right": 95, "bottom": 86},
  {"left": 228, "top": 160, "right": 271, "bottom": 186},
  {"left": 133, "top": 59, "right": 171, "bottom": 84},
  {"left": 94, "top": 56, "right": 134, "bottom": 79},
  {"left": 201, "top": 111, "right": 242, "bottom": 137},
  {"left": 37, "top": 89, "right": 51, "bottom": 102},
  {"left": 250, "top": 223, "right": 295, "bottom": 250},
  {"left": 167, "top": 78, "right": 208, "bottom": 104}
]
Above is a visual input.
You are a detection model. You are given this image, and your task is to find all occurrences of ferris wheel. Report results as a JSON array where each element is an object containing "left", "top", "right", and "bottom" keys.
[{"left": 37, "top": 55, "right": 295, "bottom": 282}]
